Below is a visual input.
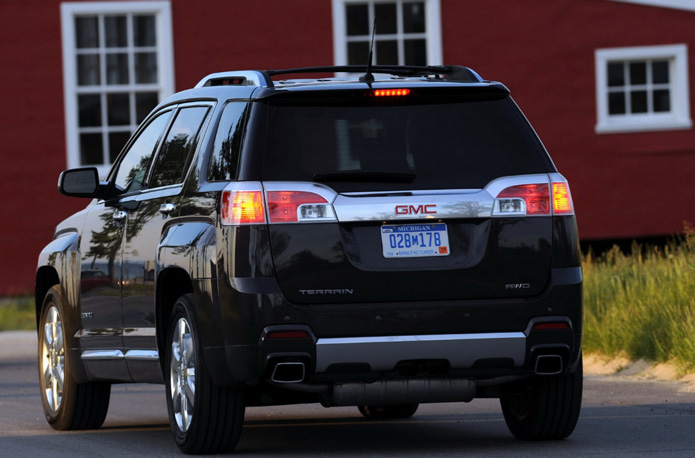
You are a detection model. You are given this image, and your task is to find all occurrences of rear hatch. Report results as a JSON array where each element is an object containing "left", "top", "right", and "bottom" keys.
[{"left": 259, "top": 85, "right": 557, "bottom": 304}]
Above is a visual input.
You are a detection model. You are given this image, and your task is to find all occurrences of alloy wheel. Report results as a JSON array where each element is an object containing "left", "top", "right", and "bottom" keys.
[
  {"left": 41, "top": 306, "right": 65, "bottom": 414},
  {"left": 169, "top": 317, "right": 196, "bottom": 432}
]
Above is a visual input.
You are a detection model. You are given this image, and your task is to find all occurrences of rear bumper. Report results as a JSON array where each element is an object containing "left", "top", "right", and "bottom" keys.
[{"left": 199, "top": 268, "right": 582, "bottom": 392}]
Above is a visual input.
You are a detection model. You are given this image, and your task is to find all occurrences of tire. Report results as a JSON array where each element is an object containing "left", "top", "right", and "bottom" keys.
[
  {"left": 165, "top": 294, "right": 245, "bottom": 454},
  {"left": 500, "top": 357, "right": 583, "bottom": 440},
  {"left": 38, "top": 285, "right": 111, "bottom": 430},
  {"left": 358, "top": 403, "right": 419, "bottom": 420}
]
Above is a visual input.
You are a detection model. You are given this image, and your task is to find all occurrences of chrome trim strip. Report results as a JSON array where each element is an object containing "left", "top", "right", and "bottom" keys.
[
  {"left": 124, "top": 350, "right": 159, "bottom": 361},
  {"left": 80, "top": 349, "right": 160, "bottom": 361},
  {"left": 123, "top": 328, "right": 157, "bottom": 337},
  {"left": 333, "top": 190, "right": 494, "bottom": 222},
  {"left": 74, "top": 328, "right": 122, "bottom": 338},
  {"left": 81, "top": 350, "right": 124, "bottom": 360},
  {"left": 548, "top": 172, "right": 568, "bottom": 185},
  {"left": 315, "top": 332, "right": 526, "bottom": 372}
]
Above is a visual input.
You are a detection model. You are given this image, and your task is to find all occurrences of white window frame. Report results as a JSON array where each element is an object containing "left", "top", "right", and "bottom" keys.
[
  {"left": 61, "top": 1, "right": 175, "bottom": 176},
  {"left": 331, "top": 0, "right": 443, "bottom": 68},
  {"left": 595, "top": 44, "right": 691, "bottom": 134}
]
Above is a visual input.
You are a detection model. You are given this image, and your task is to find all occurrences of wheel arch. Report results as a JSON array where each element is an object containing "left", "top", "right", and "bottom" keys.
[
  {"left": 156, "top": 267, "right": 194, "bottom": 375},
  {"left": 35, "top": 266, "right": 61, "bottom": 330},
  {"left": 35, "top": 231, "right": 82, "bottom": 349}
]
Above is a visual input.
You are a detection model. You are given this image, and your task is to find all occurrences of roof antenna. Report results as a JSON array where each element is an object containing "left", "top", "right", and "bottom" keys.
[{"left": 359, "top": 18, "right": 376, "bottom": 84}]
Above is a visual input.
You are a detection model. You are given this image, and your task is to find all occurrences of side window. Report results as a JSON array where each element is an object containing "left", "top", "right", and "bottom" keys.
[
  {"left": 150, "top": 106, "right": 210, "bottom": 188},
  {"left": 113, "top": 111, "right": 172, "bottom": 193},
  {"left": 208, "top": 102, "right": 249, "bottom": 181}
]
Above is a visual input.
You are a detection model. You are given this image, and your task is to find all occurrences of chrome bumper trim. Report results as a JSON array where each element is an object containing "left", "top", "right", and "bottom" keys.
[{"left": 315, "top": 332, "right": 526, "bottom": 372}]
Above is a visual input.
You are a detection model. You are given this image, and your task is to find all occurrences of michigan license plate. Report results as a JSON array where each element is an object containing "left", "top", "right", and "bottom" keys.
[{"left": 381, "top": 223, "right": 450, "bottom": 258}]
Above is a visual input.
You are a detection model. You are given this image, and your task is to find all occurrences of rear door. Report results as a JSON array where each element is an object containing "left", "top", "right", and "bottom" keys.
[{"left": 260, "top": 90, "right": 556, "bottom": 304}]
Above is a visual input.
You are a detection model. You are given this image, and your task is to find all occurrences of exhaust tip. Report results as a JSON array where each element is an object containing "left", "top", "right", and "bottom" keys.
[
  {"left": 271, "top": 362, "right": 306, "bottom": 383},
  {"left": 535, "top": 354, "right": 563, "bottom": 375}
]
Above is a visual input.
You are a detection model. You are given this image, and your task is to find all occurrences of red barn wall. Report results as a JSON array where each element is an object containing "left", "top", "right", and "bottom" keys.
[
  {"left": 0, "top": 2, "right": 78, "bottom": 295},
  {"left": 0, "top": 0, "right": 693, "bottom": 294},
  {"left": 440, "top": 0, "right": 695, "bottom": 240}
]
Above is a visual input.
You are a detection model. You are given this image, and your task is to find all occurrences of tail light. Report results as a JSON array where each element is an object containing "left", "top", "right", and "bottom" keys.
[
  {"left": 221, "top": 189, "right": 265, "bottom": 225},
  {"left": 490, "top": 174, "right": 575, "bottom": 216},
  {"left": 552, "top": 182, "right": 573, "bottom": 215},
  {"left": 496, "top": 184, "right": 550, "bottom": 215},
  {"left": 221, "top": 182, "right": 337, "bottom": 225},
  {"left": 267, "top": 191, "right": 334, "bottom": 223}
]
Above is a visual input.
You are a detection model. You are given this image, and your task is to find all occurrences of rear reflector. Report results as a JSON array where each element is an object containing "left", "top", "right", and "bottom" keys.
[
  {"left": 532, "top": 322, "right": 570, "bottom": 331},
  {"left": 496, "top": 184, "right": 550, "bottom": 215},
  {"left": 267, "top": 331, "right": 310, "bottom": 339},
  {"left": 222, "top": 190, "right": 266, "bottom": 225},
  {"left": 372, "top": 89, "right": 411, "bottom": 97}
]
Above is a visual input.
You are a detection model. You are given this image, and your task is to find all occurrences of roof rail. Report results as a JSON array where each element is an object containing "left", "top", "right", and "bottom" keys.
[
  {"left": 195, "top": 71, "right": 274, "bottom": 88},
  {"left": 266, "top": 65, "right": 483, "bottom": 83},
  {"left": 194, "top": 65, "right": 483, "bottom": 89}
]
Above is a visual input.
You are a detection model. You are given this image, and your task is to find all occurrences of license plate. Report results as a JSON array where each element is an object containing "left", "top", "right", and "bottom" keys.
[{"left": 381, "top": 223, "right": 450, "bottom": 258}]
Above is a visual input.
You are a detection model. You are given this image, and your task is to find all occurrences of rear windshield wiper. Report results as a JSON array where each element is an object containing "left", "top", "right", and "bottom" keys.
[{"left": 313, "top": 171, "right": 416, "bottom": 183}]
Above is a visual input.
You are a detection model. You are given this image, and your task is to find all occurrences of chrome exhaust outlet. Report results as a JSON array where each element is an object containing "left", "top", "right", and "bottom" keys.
[
  {"left": 271, "top": 362, "right": 306, "bottom": 383},
  {"left": 534, "top": 354, "right": 563, "bottom": 375}
]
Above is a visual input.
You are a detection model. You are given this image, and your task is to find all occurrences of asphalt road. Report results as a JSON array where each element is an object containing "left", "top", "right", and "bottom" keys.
[{"left": 2, "top": 332, "right": 695, "bottom": 457}]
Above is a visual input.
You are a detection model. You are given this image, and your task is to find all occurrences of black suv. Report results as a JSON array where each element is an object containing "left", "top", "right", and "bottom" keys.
[{"left": 37, "top": 65, "right": 582, "bottom": 454}]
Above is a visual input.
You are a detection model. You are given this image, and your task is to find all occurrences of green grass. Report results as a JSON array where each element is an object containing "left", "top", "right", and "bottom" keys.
[
  {"left": 0, "top": 296, "right": 36, "bottom": 332},
  {"left": 583, "top": 231, "right": 695, "bottom": 374}
]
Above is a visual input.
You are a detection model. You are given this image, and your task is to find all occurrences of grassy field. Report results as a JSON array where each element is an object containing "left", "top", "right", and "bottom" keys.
[
  {"left": 583, "top": 231, "right": 695, "bottom": 374},
  {"left": 0, "top": 296, "right": 35, "bottom": 332}
]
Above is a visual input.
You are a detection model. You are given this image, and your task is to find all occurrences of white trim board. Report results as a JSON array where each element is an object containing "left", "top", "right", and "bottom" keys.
[{"left": 607, "top": 0, "right": 695, "bottom": 12}]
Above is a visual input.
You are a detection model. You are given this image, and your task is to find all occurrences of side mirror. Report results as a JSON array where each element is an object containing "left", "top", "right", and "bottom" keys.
[{"left": 58, "top": 167, "right": 108, "bottom": 199}]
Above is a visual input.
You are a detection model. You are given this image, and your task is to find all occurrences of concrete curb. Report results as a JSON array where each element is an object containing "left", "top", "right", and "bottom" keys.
[{"left": 0, "top": 330, "right": 37, "bottom": 362}]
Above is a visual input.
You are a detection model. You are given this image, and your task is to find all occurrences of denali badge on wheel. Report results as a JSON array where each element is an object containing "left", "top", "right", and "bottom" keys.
[{"left": 37, "top": 65, "right": 582, "bottom": 454}]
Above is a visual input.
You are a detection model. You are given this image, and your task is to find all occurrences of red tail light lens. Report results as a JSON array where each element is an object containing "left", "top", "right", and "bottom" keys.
[
  {"left": 552, "top": 182, "right": 574, "bottom": 215},
  {"left": 532, "top": 322, "right": 570, "bottom": 331},
  {"left": 372, "top": 89, "right": 411, "bottom": 97},
  {"left": 497, "top": 184, "right": 550, "bottom": 215},
  {"left": 222, "top": 190, "right": 266, "bottom": 225},
  {"left": 267, "top": 191, "right": 329, "bottom": 223}
]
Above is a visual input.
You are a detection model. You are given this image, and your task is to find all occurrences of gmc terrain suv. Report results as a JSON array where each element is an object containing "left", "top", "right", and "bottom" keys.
[{"left": 36, "top": 65, "right": 582, "bottom": 454}]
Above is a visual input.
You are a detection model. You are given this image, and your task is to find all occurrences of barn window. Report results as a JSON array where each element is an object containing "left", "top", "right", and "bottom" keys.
[
  {"left": 595, "top": 44, "right": 691, "bottom": 134},
  {"left": 332, "top": 0, "right": 442, "bottom": 68},
  {"left": 61, "top": 2, "right": 175, "bottom": 175}
]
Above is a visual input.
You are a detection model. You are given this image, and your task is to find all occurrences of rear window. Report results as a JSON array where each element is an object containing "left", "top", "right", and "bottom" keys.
[{"left": 262, "top": 96, "right": 554, "bottom": 191}]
